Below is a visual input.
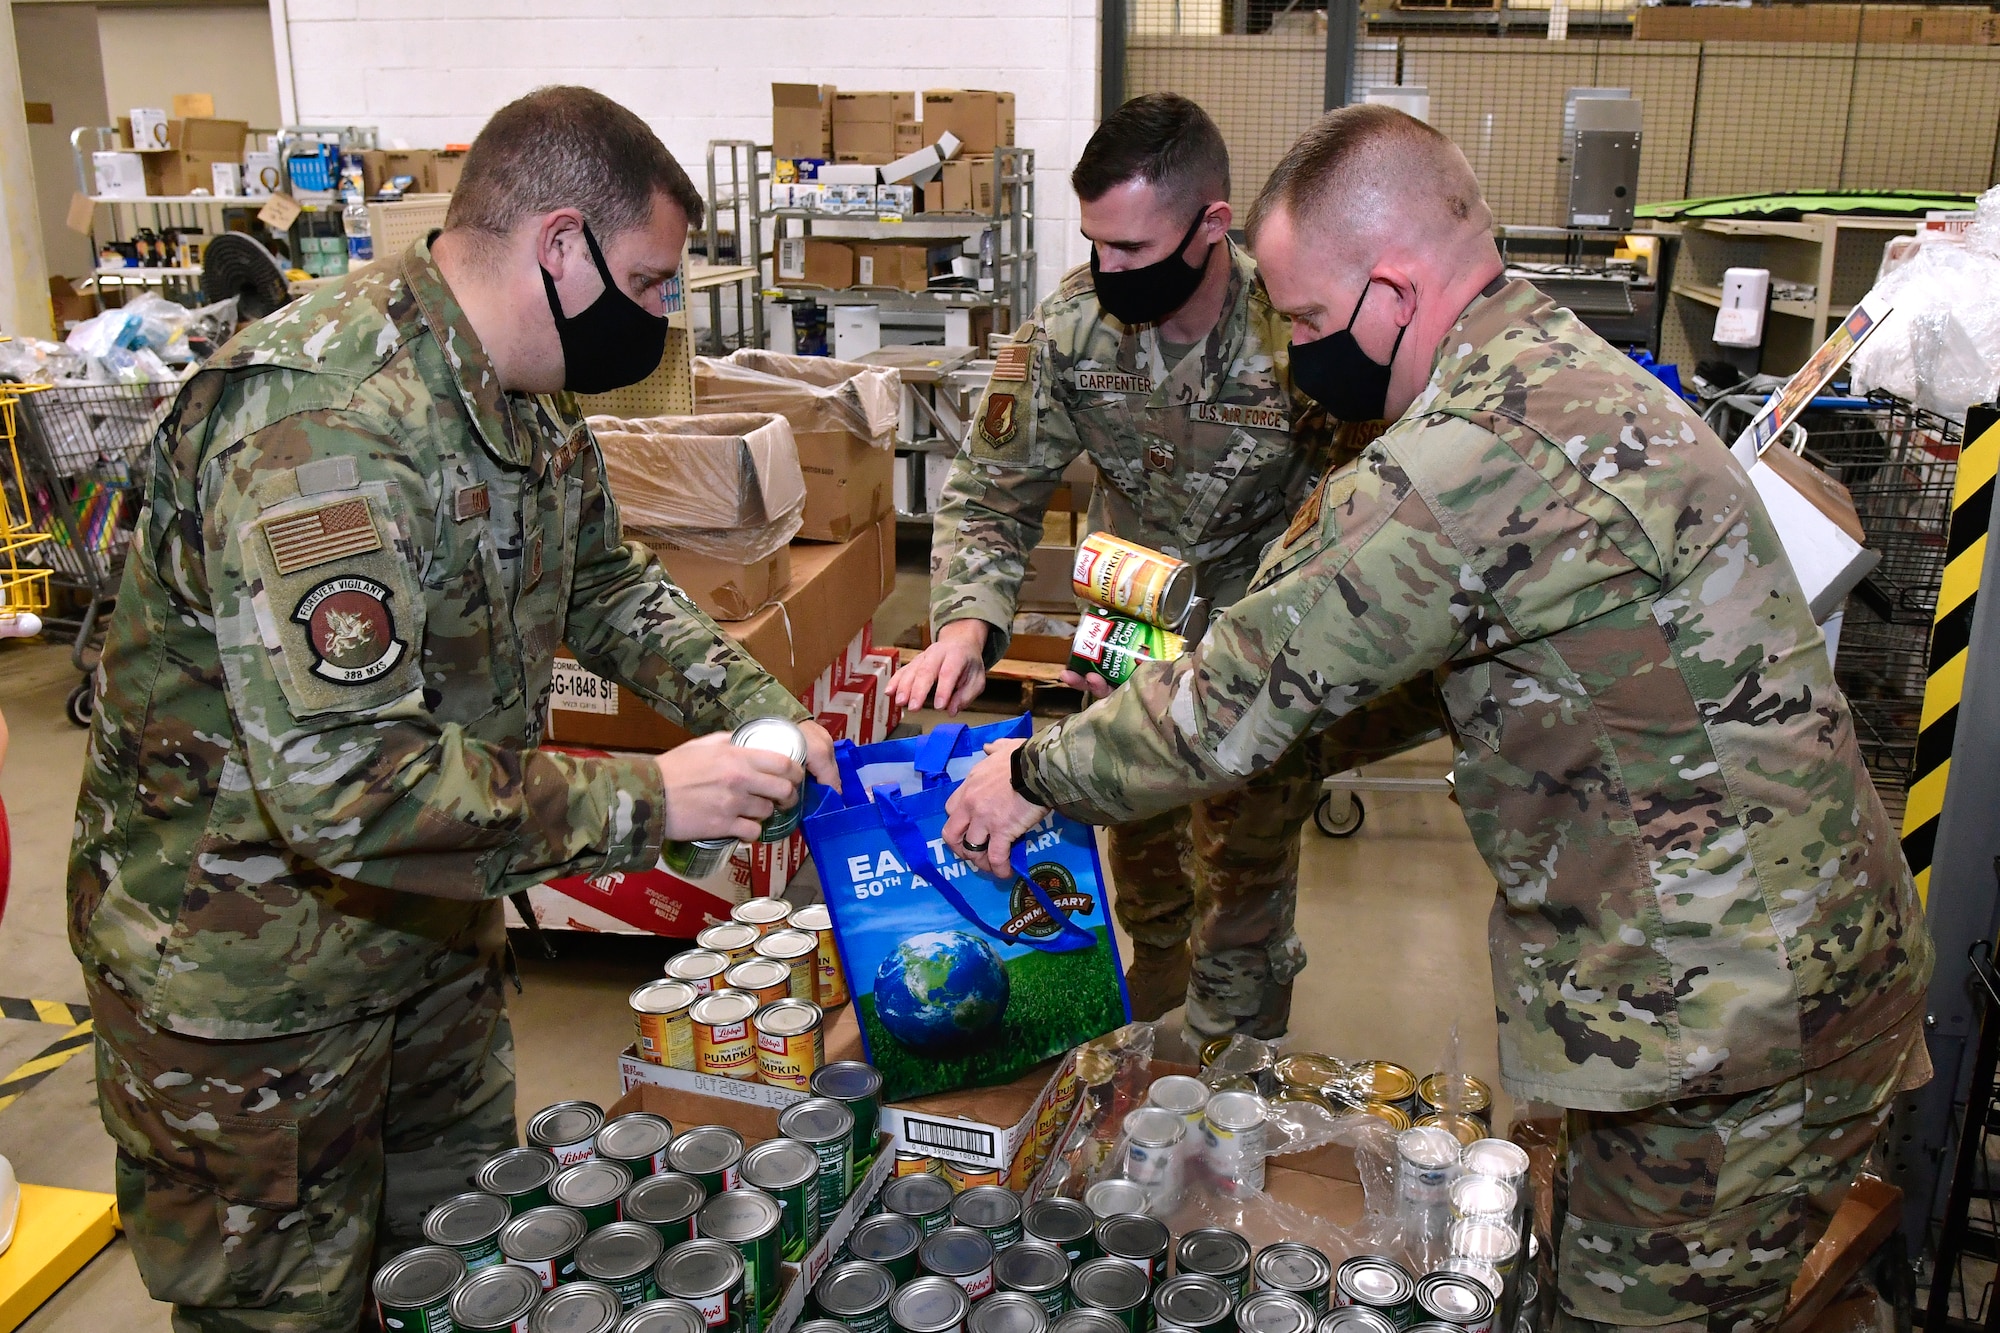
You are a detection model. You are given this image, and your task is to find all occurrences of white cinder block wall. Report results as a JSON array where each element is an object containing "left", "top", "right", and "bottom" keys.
[{"left": 272, "top": 0, "right": 1102, "bottom": 301}]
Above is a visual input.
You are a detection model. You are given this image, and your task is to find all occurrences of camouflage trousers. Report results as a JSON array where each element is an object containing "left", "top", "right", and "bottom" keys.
[
  {"left": 1554, "top": 1012, "right": 1930, "bottom": 1333},
  {"left": 90, "top": 928, "right": 516, "bottom": 1333}
]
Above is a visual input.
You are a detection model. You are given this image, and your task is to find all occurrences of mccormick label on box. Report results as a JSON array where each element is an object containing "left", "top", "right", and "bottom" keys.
[{"left": 550, "top": 658, "right": 618, "bottom": 714}]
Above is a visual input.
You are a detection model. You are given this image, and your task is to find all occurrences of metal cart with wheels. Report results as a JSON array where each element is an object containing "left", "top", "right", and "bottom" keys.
[
  {"left": 1313, "top": 769, "right": 1456, "bottom": 839},
  {"left": 9, "top": 378, "right": 175, "bottom": 725}
]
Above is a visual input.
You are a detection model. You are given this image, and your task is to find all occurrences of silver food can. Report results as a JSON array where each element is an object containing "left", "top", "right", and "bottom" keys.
[
  {"left": 1120, "top": 1107, "right": 1185, "bottom": 1188},
  {"left": 1201, "top": 1090, "right": 1269, "bottom": 1191},
  {"left": 665, "top": 837, "right": 737, "bottom": 880},
  {"left": 528, "top": 1100, "right": 606, "bottom": 1167},
  {"left": 732, "top": 717, "right": 809, "bottom": 841},
  {"left": 1144, "top": 1075, "right": 1209, "bottom": 1128}
]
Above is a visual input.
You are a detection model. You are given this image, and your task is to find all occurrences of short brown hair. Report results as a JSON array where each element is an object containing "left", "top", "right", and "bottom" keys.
[
  {"left": 445, "top": 86, "right": 705, "bottom": 243},
  {"left": 1248, "top": 104, "right": 1475, "bottom": 242},
  {"left": 1072, "top": 93, "right": 1229, "bottom": 214}
]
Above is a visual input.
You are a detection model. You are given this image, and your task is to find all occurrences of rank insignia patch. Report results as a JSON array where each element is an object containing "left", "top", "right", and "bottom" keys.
[
  {"left": 1144, "top": 440, "right": 1175, "bottom": 473},
  {"left": 982, "top": 392, "right": 1020, "bottom": 446},
  {"left": 293, "top": 576, "right": 405, "bottom": 684}
]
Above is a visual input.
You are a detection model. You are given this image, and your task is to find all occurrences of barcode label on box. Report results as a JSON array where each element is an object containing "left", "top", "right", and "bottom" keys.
[
  {"left": 551, "top": 659, "right": 619, "bottom": 714},
  {"left": 899, "top": 1116, "right": 998, "bottom": 1159}
]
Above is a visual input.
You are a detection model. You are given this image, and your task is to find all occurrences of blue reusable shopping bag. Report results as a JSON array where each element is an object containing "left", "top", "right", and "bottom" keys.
[{"left": 802, "top": 716, "right": 1131, "bottom": 1101}]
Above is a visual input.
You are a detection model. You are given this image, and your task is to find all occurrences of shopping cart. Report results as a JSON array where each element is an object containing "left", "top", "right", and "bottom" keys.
[
  {"left": 9, "top": 378, "right": 178, "bottom": 725},
  {"left": 0, "top": 385, "right": 54, "bottom": 638}
]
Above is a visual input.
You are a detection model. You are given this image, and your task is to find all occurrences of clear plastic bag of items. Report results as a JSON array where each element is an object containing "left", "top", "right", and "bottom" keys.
[
  {"left": 585, "top": 411, "right": 806, "bottom": 563},
  {"left": 691, "top": 350, "right": 900, "bottom": 449},
  {"left": 1030, "top": 1023, "right": 1542, "bottom": 1333}
]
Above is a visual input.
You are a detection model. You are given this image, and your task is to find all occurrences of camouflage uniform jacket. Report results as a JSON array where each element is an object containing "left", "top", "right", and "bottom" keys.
[
  {"left": 1019, "top": 279, "right": 1933, "bottom": 1111},
  {"left": 69, "top": 236, "right": 807, "bottom": 1040},
  {"left": 931, "top": 241, "right": 1333, "bottom": 662}
]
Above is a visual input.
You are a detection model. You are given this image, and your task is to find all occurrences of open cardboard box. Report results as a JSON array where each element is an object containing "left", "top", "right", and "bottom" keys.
[
  {"left": 622, "top": 1003, "right": 1083, "bottom": 1186},
  {"left": 608, "top": 1082, "right": 895, "bottom": 1333}
]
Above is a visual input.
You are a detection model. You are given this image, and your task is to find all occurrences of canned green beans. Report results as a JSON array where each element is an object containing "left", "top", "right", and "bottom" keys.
[
  {"left": 971, "top": 1291, "right": 1052, "bottom": 1333},
  {"left": 1332, "top": 1257, "right": 1416, "bottom": 1326},
  {"left": 479, "top": 1147, "right": 561, "bottom": 1215},
  {"left": 1174, "top": 1229, "right": 1250, "bottom": 1301},
  {"left": 889, "top": 1275, "right": 971, "bottom": 1333},
  {"left": 1235, "top": 1292, "right": 1315, "bottom": 1333},
  {"left": 994, "top": 1238, "right": 1071, "bottom": 1319},
  {"left": 1413, "top": 1272, "right": 1495, "bottom": 1333},
  {"left": 813, "top": 1259, "right": 897, "bottom": 1333},
  {"left": 920, "top": 1225, "right": 997, "bottom": 1301},
  {"left": 1254, "top": 1243, "right": 1333, "bottom": 1315},
  {"left": 776, "top": 1097, "right": 854, "bottom": 1229},
  {"left": 452, "top": 1262, "right": 544, "bottom": 1332},
  {"left": 529, "top": 1281, "right": 624, "bottom": 1333},
  {"left": 740, "top": 1138, "right": 822, "bottom": 1260},
  {"left": 881, "top": 1171, "right": 956, "bottom": 1235},
  {"left": 617, "top": 1298, "right": 712, "bottom": 1333},
  {"left": 667, "top": 1125, "right": 746, "bottom": 1196},
  {"left": 698, "top": 1186, "right": 783, "bottom": 1333},
  {"left": 552, "top": 1159, "right": 635, "bottom": 1231},
  {"left": 624, "top": 1172, "right": 706, "bottom": 1249},
  {"left": 501, "top": 1205, "right": 588, "bottom": 1290},
  {"left": 655, "top": 1239, "right": 746, "bottom": 1333},
  {"left": 1053, "top": 1312, "right": 1127, "bottom": 1333},
  {"left": 1070, "top": 1256, "right": 1152, "bottom": 1333},
  {"left": 1315, "top": 1309, "right": 1399, "bottom": 1333},
  {"left": 952, "top": 1184, "right": 1023, "bottom": 1251},
  {"left": 576, "top": 1223, "right": 666, "bottom": 1310},
  {"left": 529, "top": 1101, "right": 607, "bottom": 1167},
  {"left": 373, "top": 1244, "right": 465, "bottom": 1333},
  {"left": 598, "top": 1113, "right": 676, "bottom": 1178},
  {"left": 1094, "top": 1214, "right": 1170, "bottom": 1287},
  {"left": 846, "top": 1212, "right": 925, "bottom": 1284},
  {"left": 423, "top": 1191, "right": 512, "bottom": 1270},
  {"left": 797, "top": 1323, "right": 853, "bottom": 1333},
  {"left": 1152, "top": 1275, "right": 1234, "bottom": 1333},
  {"left": 1022, "top": 1198, "right": 1097, "bottom": 1264},
  {"left": 808, "top": 1061, "right": 882, "bottom": 1178}
]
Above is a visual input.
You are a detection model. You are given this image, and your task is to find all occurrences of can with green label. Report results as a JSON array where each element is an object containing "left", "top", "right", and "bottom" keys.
[
  {"left": 373, "top": 1245, "right": 466, "bottom": 1332},
  {"left": 477, "top": 1147, "right": 561, "bottom": 1215},
  {"left": 422, "top": 1191, "right": 511, "bottom": 1271},
  {"left": 1067, "top": 613, "right": 1185, "bottom": 688},
  {"left": 740, "top": 1138, "right": 822, "bottom": 1260},
  {"left": 698, "top": 1187, "right": 783, "bottom": 1333},
  {"left": 576, "top": 1222, "right": 665, "bottom": 1311},
  {"left": 656, "top": 1239, "right": 746, "bottom": 1333},
  {"left": 596, "top": 1112, "right": 675, "bottom": 1178},
  {"left": 808, "top": 1061, "right": 882, "bottom": 1180},
  {"left": 552, "top": 1158, "right": 634, "bottom": 1232},
  {"left": 775, "top": 1097, "right": 853, "bottom": 1230},
  {"left": 881, "top": 1173, "right": 955, "bottom": 1236},
  {"left": 624, "top": 1171, "right": 706, "bottom": 1249},
  {"left": 846, "top": 1212, "right": 925, "bottom": 1284}
]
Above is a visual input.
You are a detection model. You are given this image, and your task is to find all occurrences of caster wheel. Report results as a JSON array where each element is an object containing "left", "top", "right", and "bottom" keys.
[
  {"left": 1313, "top": 791, "right": 1365, "bottom": 838},
  {"left": 66, "top": 682, "right": 94, "bottom": 728}
]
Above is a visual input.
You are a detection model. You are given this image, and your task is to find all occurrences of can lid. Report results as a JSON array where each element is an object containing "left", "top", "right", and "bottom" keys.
[
  {"left": 1071, "top": 1256, "right": 1150, "bottom": 1310},
  {"left": 1236, "top": 1292, "right": 1315, "bottom": 1333},
  {"left": 1022, "top": 1197, "right": 1094, "bottom": 1243},
  {"left": 1052, "top": 1313, "right": 1128, "bottom": 1333},
  {"left": 952, "top": 1184, "right": 1024, "bottom": 1229},
  {"left": 742, "top": 1138, "right": 820, "bottom": 1191},
  {"left": 422, "top": 1191, "right": 511, "bottom": 1246},
  {"left": 1080, "top": 1179, "right": 1148, "bottom": 1220},
  {"left": 970, "top": 1292, "right": 1051, "bottom": 1333},
  {"left": 689, "top": 988, "right": 760, "bottom": 1026},
  {"left": 654, "top": 1239, "right": 744, "bottom": 1300},
  {"left": 798, "top": 1323, "right": 857, "bottom": 1333},
  {"left": 1203, "top": 1090, "right": 1269, "bottom": 1132},
  {"left": 1437, "top": 1257, "right": 1504, "bottom": 1300},
  {"left": 1155, "top": 1275, "right": 1232, "bottom": 1327},
  {"left": 1449, "top": 1174, "right": 1515, "bottom": 1213},
  {"left": 1460, "top": 1137, "right": 1530, "bottom": 1178},
  {"left": 754, "top": 997, "right": 824, "bottom": 1038},
  {"left": 919, "top": 1225, "right": 995, "bottom": 1278},
  {"left": 597, "top": 1113, "right": 675, "bottom": 1163},
  {"left": 1336, "top": 1257, "right": 1414, "bottom": 1304},
  {"left": 732, "top": 897, "right": 795, "bottom": 927},
  {"left": 1397, "top": 1126, "right": 1460, "bottom": 1170},
  {"left": 528, "top": 1100, "right": 606, "bottom": 1147},
  {"left": 552, "top": 1159, "right": 634, "bottom": 1208},
  {"left": 733, "top": 716, "right": 809, "bottom": 765},
  {"left": 1445, "top": 1217, "right": 1519, "bottom": 1262},
  {"left": 451, "top": 1263, "right": 544, "bottom": 1327},
  {"left": 993, "top": 1239, "right": 1068, "bottom": 1292},
  {"left": 1095, "top": 1213, "right": 1169, "bottom": 1260},
  {"left": 614, "top": 1297, "right": 710, "bottom": 1333},
  {"left": 699, "top": 1185, "right": 782, "bottom": 1241},
  {"left": 667, "top": 1125, "right": 746, "bottom": 1176},
  {"left": 815, "top": 1259, "right": 897, "bottom": 1316},
  {"left": 1123, "top": 1106, "right": 1186, "bottom": 1148},
  {"left": 889, "top": 1276, "right": 972, "bottom": 1333},
  {"left": 501, "top": 1205, "right": 590, "bottom": 1262},
  {"left": 631, "top": 979, "right": 699, "bottom": 1015},
  {"left": 776, "top": 1097, "right": 854, "bottom": 1143},
  {"left": 1315, "top": 1309, "right": 1400, "bottom": 1333},
  {"left": 576, "top": 1222, "right": 666, "bottom": 1280},
  {"left": 1417, "top": 1071, "right": 1492, "bottom": 1113},
  {"left": 1176, "top": 1228, "right": 1251, "bottom": 1274},
  {"left": 624, "top": 1171, "right": 707, "bottom": 1225},
  {"left": 847, "top": 1212, "right": 924, "bottom": 1260},
  {"left": 1355, "top": 1061, "right": 1417, "bottom": 1102},
  {"left": 791, "top": 904, "right": 833, "bottom": 932},
  {"left": 808, "top": 1061, "right": 883, "bottom": 1102},
  {"left": 372, "top": 1244, "right": 467, "bottom": 1306},
  {"left": 725, "top": 958, "right": 792, "bottom": 992},
  {"left": 696, "top": 923, "right": 761, "bottom": 955},
  {"left": 1255, "top": 1243, "right": 1332, "bottom": 1289},
  {"left": 529, "top": 1280, "right": 624, "bottom": 1333},
  {"left": 756, "top": 928, "right": 819, "bottom": 962},
  {"left": 666, "top": 950, "right": 729, "bottom": 982},
  {"left": 1145, "top": 1075, "right": 1209, "bottom": 1116},
  {"left": 477, "top": 1146, "right": 560, "bottom": 1196},
  {"left": 1417, "top": 1272, "right": 1493, "bottom": 1321},
  {"left": 883, "top": 1171, "right": 954, "bottom": 1216}
]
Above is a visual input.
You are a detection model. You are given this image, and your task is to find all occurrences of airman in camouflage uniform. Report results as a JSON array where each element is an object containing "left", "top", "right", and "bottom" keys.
[
  {"left": 960, "top": 274, "right": 1933, "bottom": 1328},
  {"left": 69, "top": 224, "right": 812, "bottom": 1328}
]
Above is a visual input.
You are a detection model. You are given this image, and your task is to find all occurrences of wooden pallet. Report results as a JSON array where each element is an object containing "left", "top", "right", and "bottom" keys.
[{"left": 894, "top": 647, "right": 1083, "bottom": 715}]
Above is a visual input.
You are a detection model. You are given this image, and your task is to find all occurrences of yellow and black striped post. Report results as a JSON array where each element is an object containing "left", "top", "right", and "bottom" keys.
[{"left": 1902, "top": 403, "right": 2000, "bottom": 902}]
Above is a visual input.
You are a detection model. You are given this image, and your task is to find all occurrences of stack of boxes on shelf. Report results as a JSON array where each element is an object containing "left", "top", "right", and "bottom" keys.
[{"left": 769, "top": 83, "right": 1015, "bottom": 223}]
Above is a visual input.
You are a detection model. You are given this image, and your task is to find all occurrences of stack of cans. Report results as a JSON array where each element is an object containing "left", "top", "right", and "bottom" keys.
[{"left": 373, "top": 1084, "right": 882, "bottom": 1333}]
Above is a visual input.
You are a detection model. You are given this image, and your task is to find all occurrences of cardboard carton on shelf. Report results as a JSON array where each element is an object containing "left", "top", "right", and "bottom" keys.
[
  {"left": 648, "top": 542, "right": 791, "bottom": 623},
  {"left": 933, "top": 157, "right": 996, "bottom": 215},
  {"left": 920, "top": 90, "right": 1014, "bottom": 156},
  {"left": 431, "top": 149, "right": 468, "bottom": 194},
  {"left": 1633, "top": 2, "right": 1997, "bottom": 41},
  {"left": 853, "top": 241, "right": 956, "bottom": 294},
  {"left": 777, "top": 237, "right": 858, "bottom": 290},
  {"left": 380, "top": 148, "right": 436, "bottom": 193},
  {"left": 114, "top": 115, "right": 249, "bottom": 196},
  {"left": 772, "top": 82, "right": 833, "bottom": 160}
]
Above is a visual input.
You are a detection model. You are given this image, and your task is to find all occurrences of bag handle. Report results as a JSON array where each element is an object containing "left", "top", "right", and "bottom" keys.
[
  {"left": 875, "top": 789, "right": 1097, "bottom": 954},
  {"left": 915, "top": 723, "right": 966, "bottom": 787}
]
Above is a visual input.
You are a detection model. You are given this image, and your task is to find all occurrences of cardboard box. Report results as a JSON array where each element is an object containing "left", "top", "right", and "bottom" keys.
[
  {"left": 116, "top": 116, "right": 248, "bottom": 196},
  {"left": 609, "top": 1081, "right": 897, "bottom": 1333},
  {"left": 995, "top": 92, "right": 1016, "bottom": 148},
  {"left": 431, "top": 149, "right": 468, "bottom": 194},
  {"left": 935, "top": 158, "right": 996, "bottom": 215},
  {"left": 620, "top": 1004, "right": 1085, "bottom": 1184},
  {"left": 380, "top": 148, "right": 436, "bottom": 194},
  {"left": 855, "top": 241, "right": 945, "bottom": 293},
  {"left": 1633, "top": 3, "right": 1998, "bottom": 41},
  {"left": 651, "top": 542, "right": 791, "bottom": 622},
  {"left": 531, "top": 818, "right": 804, "bottom": 936},
  {"left": 773, "top": 83, "right": 831, "bottom": 159},
  {"left": 778, "top": 237, "right": 856, "bottom": 289},
  {"left": 922, "top": 90, "right": 1009, "bottom": 155},
  {"left": 545, "top": 511, "right": 897, "bottom": 749},
  {"left": 833, "top": 125, "right": 898, "bottom": 163},
  {"left": 895, "top": 122, "right": 923, "bottom": 156},
  {"left": 832, "top": 91, "right": 914, "bottom": 125}
]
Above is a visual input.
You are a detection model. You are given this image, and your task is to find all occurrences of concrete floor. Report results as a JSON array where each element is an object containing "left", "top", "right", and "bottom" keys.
[{"left": 0, "top": 556, "right": 1499, "bottom": 1329}]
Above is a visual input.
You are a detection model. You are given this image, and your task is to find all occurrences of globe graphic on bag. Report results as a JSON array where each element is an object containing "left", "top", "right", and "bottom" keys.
[{"left": 872, "top": 929, "right": 1010, "bottom": 1052}]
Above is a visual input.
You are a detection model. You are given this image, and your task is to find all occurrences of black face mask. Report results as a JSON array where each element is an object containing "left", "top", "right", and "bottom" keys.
[
  {"left": 1090, "top": 210, "right": 1214, "bottom": 328},
  {"left": 540, "top": 222, "right": 670, "bottom": 395},
  {"left": 1291, "top": 280, "right": 1407, "bottom": 423}
]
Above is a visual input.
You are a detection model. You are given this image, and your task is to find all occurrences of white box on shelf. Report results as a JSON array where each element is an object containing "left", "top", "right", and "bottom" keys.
[
  {"left": 92, "top": 152, "right": 147, "bottom": 200},
  {"left": 128, "top": 108, "right": 171, "bottom": 150},
  {"left": 243, "top": 150, "right": 282, "bottom": 197},
  {"left": 211, "top": 161, "right": 243, "bottom": 197}
]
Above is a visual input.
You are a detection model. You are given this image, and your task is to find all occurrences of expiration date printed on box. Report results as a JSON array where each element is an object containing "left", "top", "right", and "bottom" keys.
[{"left": 550, "top": 659, "right": 619, "bottom": 714}]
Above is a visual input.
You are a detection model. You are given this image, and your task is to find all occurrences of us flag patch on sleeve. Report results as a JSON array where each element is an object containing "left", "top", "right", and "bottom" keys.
[
  {"left": 262, "top": 499, "right": 383, "bottom": 575},
  {"left": 992, "top": 343, "right": 1032, "bottom": 383}
]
